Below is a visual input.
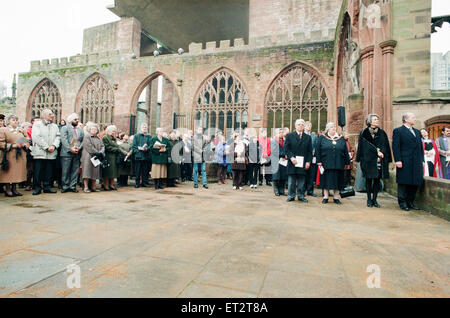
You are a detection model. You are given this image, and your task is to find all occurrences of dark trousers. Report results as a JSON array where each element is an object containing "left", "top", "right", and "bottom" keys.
[
  {"left": 232, "top": 170, "right": 244, "bottom": 187},
  {"left": 288, "top": 174, "right": 306, "bottom": 200},
  {"left": 217, "top": 165, "right": 227, "bottom": 182},
  {"left": 249, "top": 163, "right": 260, "bottom": 185},
  {"left": 426, "top": 161, "right": 434, "bottom": 176},
  {"left": 135, "top": 160, "right": 150, "bottom": 185},
  {"left": 181, "top": 162, "right": 193, "bottom": 181},
  {"left": 397, "top": 184, "right": 419, "bottom": 208},
  {"left": 273, "top": 180, "right": 286, "bottom": 195},
  {"left": 244, "top": 164, "right": 251, "bottom": 184},
  {"left": 306, "top": 163, "right": 317, "bottom": 194},
  {"left": 33, "top": 159, "right": 55, "bottom": 191},
  {"left": 118, "top": 175, "right": 128, "bottom": 186},
  {"left": 366, "top": 177, "right": 381, "bottom": 202},
  {"left": 61, "top": 156, "right": 81, "bottom": 190}
]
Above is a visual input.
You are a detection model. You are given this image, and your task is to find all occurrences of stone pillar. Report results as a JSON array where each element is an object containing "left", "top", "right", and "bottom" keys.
[
  {"left": 347, "top": 94, "right": 364, "bottom": 145},
  {"left": 360, "top": 45, "right": 374, "bottom": 119},
  {"left": 161, "top": 78, "right": 175, "bottom": 133},
  {"left": 149, "top": 79, "right": 159, "bottom": 135},
  {"left": 380, "top": 40, "right": 397, "bottom": 139}
]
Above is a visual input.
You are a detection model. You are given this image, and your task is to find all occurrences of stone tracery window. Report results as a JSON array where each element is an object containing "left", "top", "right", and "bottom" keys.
[
  {"left": 77, "top": 73, "right": 114, "bottom": 130},
  {"left": 266, "top": 64, "right": 328, "bottom": 135},
  {"left": 30, "top": 79, "right": 62, "bottom": 123},
  {"left": 195, "top": 69, "right": 249, "bottom": 135}
]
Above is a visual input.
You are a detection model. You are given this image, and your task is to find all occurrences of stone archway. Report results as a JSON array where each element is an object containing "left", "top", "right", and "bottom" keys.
[
  {"left": 27, "top": 78, "right": 63, "bottom": 124},
  {"left": 193, "top": 67, "right": 249, "bottom": 137},
  {"left": 425, "top": 115, "right": 450, "bottom": 140},
  {"left": 75, "top": 73, "right": 115, "bottom": 131},
  {"left": 130, "top": 72, "right": 180, "bottom": 135},
  {"left": 264, "top": 62, "right": 330, "bottom": 136}
]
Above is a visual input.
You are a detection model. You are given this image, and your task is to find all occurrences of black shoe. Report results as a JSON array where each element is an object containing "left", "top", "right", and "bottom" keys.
[
  {"left": 135, "top": 184, "right": 140, "bottom": 188},
  {"left": 307, "top": 193, "right": 318, "bottom": 197},
  {"left": 32, "top": 190, "right": 42, "bottom": 196},
  {"left": 259, "top": 181, "right": 263, "bottom": 186},
  {"left": 266, "top": 181, "right": 272, "bottom": 186},
  {"left": 322, "top": 199, "right": 329, "bottom": 204},
  {"left": 203, "top": 185, "right": 208, "bottom": 189},
  {"left": 408, "top": 203, "right": 420, "bottom": 210},
  {"left": 62, "top": 188, "right": 71, "bottom": 193},
  {"left": 142, "top": 184, "right": 151, "bottom": 188},
  {"left": 275, "top": 193, "right": 280, "bottom": 197},
  {"left": 12, "top": 191, "right": 23, "bottom": 197},
  {"left": 298, "top": 198, "right": 308, "bottom": 203},
  {"left": 372, "top": 200, "right": 380, "bottom": 208},
  {"left": 333, "top": 199, "right": 342, "bottom": 205},
  {"left": 367, "top": 199, "right": 373, "bottom": 207},
  {"left": 43, "top": 189, "right": 57, "bottom": 194},
  {"left": 71, "top": 188, "right": 79, "bottom": 193},
  {"left": 287, "top": 197, "right": 295, "bottom": 202},
  {"left": 194, "top": 184, "right": 199, "bottom": 189},
  {"left": 400, "top": 205, "right": 410, "bottom": 211}
]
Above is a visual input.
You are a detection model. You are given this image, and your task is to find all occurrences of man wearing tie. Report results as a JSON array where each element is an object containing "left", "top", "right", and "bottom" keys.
[
  {"left": 284, "top": 119, "right": 312, "bottom": 203},
  {"left": 392, "top": 112, "right": 424, "bottom": 211},
  {"left": 60, "top": 113, "right": 84, "bottom": 193}
]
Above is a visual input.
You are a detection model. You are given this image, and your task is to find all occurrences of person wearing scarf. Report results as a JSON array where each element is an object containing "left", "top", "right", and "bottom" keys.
[
  {"left": 356, "top": 114, "right": 392, "bottom": 208},
  {"left": 420, "top": 128, "right": 442, "bottom": 178},
  {"left": 0, "top": 115, "right": 30, "bottom": 197}
]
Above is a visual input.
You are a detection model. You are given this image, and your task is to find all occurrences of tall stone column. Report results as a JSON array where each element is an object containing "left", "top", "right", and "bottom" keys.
[
  {"left": 161, "top": 78, "right": 175, "bottom": 133},
  {"left": 360, "top": 45, "right": 375, "bottom": 119},
  {"left": 380, "top": 40, "right": 397, "bottom": 139},
  {"left": 148, "top": 79, "right": 159, "bottom": 135}
]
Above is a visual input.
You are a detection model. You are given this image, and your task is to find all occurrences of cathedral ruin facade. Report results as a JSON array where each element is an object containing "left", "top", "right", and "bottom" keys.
[{"left": 15, "top": 0, "right": 450, "bottom": 140}]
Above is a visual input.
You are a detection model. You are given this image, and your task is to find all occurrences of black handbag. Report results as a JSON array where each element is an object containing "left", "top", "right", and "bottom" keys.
[
  {"left": 340, "top": 186, "right": 356, "bottom": 198},
  {"left": 1, "top": 144, "right": 10, "bottom": 171}
]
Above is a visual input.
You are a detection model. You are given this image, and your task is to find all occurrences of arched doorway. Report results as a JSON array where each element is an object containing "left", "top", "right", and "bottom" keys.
[
  {"left": 27, "top": 78, "right": 63, "bottom": 123},
  {"left": 194, "top": 68, "right": 249, "bottom": 137},
  {"left": 75, "top": 73, "right": 114, "bottom": 131},
  {"left": 265, "top": 63, "right": 329, "bottom": 136},
  {"left": 425, "top": 115, "right": 450, "bottom": 140},
  {"left": 131, "top": 73, "right": 180, "bottom": 135}
]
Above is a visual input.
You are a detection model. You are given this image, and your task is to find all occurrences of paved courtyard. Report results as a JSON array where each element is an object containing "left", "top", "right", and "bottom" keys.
[{"left": 0, "top": 182, "right": 449, "bottom": 298}]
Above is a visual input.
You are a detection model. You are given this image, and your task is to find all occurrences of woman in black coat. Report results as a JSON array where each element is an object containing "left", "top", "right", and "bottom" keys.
[
  {"left": 356, "top": 114, "right": 392, "bottom": 208},
  {"left": 316, "top": 122, "right": 350, "bottom": 204}
]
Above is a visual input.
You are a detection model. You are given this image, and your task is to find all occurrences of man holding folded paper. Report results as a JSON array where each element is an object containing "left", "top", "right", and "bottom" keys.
[{"left": 284, "top": 119, "right": 312, "bottom": 203}]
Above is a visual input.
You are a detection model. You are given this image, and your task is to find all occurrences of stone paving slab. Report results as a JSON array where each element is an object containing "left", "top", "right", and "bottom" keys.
[{"left": 0, "top": 182, "right": 448, "bottom": 298}]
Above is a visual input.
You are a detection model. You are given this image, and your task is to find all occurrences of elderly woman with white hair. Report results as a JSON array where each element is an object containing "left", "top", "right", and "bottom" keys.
[
  {"left": 149, "top": 127, "right": 171, "bottom": 190},
  {"left": 316, "top": 122, "right": 350, "bottom": 204},
  {"left": 102, "top": 125, "right": 131, "bottom": 191},
  {"left": 0, "top": 115, "right": 30, "bottom": 197}
]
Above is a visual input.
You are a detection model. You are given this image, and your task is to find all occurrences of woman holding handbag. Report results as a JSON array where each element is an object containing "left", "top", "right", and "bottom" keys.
[
  {"left": 0, "top": 115, "right": 30, "bottom": 197},
  {"left": 356, "top": 114, "right": 392, "bottom": 208}
]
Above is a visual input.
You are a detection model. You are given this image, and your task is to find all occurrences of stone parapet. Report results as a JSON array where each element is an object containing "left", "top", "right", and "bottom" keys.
[{"left": 384, "top": 169, "right": 450, "bottom": 221}]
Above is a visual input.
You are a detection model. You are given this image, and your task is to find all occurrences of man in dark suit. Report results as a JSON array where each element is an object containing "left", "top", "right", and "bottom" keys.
[
  {"left": 284, "top": 119, "right": 312, "bottom": 203},
  {"left": 392, "top": 112, "right": 424, "bottom": 211},
  {"left": 60, "top": 113, "right": 84, "bottom": 193},
  {"left": 304, "top": 121, "right": 318, "bottom": 197}
]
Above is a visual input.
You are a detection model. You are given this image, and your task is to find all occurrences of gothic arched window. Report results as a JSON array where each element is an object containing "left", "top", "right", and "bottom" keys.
[
  {"left": 30, "top": 79, "right": 62, "bottom": 123},
  {"left": 195, "top": 69, "right": 248, "bottom": 135},
  {"left": 266, "top": 63, "right": 328, "bottom": 135},
  {"left": 77, "top": 73, "right": 114, "bottom": 130}
]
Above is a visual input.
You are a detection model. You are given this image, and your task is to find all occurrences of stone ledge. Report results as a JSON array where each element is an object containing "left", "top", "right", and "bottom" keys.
[{"left": 384, "top": 170, "right": 450, "bottom": 221}]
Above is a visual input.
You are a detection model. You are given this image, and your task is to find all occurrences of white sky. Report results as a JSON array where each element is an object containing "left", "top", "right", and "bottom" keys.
[{"left": 0, "top": 0, "right": 449, "bottom": 95}]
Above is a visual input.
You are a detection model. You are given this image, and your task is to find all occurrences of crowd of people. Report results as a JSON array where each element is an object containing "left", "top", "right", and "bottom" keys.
[{"left": 0, "top": 110, "right": 449, "bottom": 212}]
